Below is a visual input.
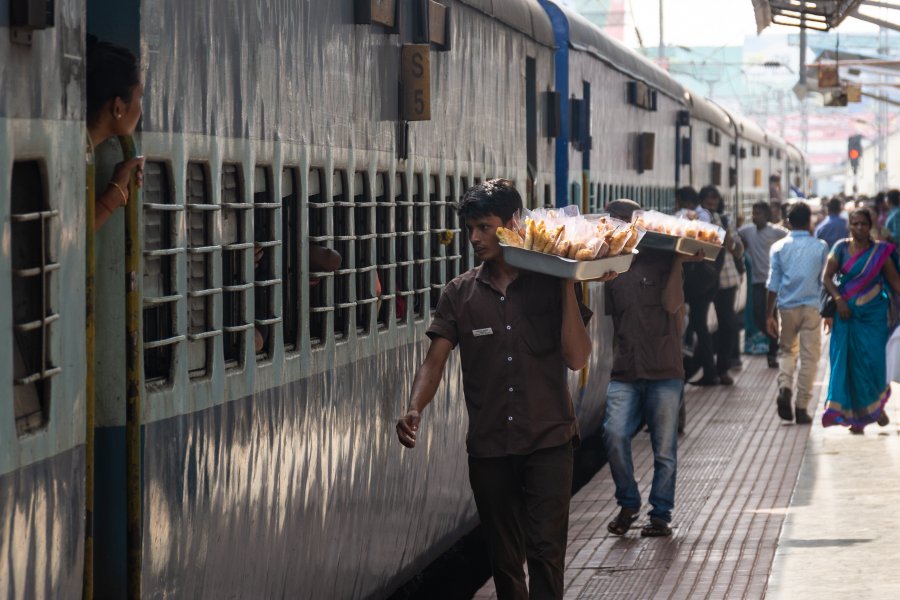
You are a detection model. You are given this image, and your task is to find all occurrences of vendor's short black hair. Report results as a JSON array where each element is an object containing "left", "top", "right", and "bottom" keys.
[
  {"left": 457, "top": 179, "right": 522, "bottom": 223},
  {"left": 787, "top": 202, "right": 811, "bottom": 229},
  {"left": 676, "top": 186, "right": 699, "bottom": 208}
]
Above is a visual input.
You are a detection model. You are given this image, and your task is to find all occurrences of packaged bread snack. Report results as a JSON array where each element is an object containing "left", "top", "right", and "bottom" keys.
[
  {"left": 631, "top": 209, "right": 724, "bottom": 245},
  {"left": 496, "top": 206, "right": 644, "bottom": 261}
]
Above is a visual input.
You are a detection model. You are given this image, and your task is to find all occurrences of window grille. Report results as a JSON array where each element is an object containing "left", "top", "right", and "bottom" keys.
[
  {"left": 10, "top": 160, "right": 59, "bottom": 435},
  {"left": 221, "top": 163, "right": 252, "bottom": 367},
  {"left": 331, "top": 170, "right": 353, "bottom": 339},
  {"left": 444, "top": 175, "right": 462, "bottom": 282},
  {"left": 458, "top": 176, "right": 471, "bottom": 271},
  {"left": 253, "top": 165, "right": 282, "bottom": 358},
  {"left": 353, "top": 171, "right": 377, "bottom": 334},
  {"left": 142, "top": 161, "right": 184, "bottom": 384},
  {"left": 412, "top": 175, "right": 428, "bottom": 319},
  {"left": 308, "top": 169, "right": 332, "bottom": 345},
  {"left": 429, "top": 175, "right": 447, "bottom": 309},
  {"left": 374, "top": 173, "right": 394, "bottom": 329},
  {"left": 186, "top": 162, "right": 220, "bottom": 377},
  {"left": 281, "top": 167, "right": 300, "bottom": 351},
  {"left": 394, "top": 173, "right": 413, "bottom": 321}
]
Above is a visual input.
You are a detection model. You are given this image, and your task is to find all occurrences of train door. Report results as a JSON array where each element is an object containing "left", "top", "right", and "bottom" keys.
[{"left": 87, "top": 1, "right": 144, "bottom": 597}]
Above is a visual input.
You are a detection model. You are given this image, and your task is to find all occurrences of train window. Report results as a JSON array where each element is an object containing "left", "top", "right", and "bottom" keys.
[
  {"left": 253, "top": 165, "right": 281, "bottom": 359},
  {"left": 445, "top": 176, "right": 461, "bottom": 281},
  {"left": 281, "top": 167, "right": 300, "bottom": 351},
  {"left": 332, "top": 170, "right": 352, "bottom": 339},
  {"left": 544, "top": 183, "right": 552, "bottom": 208},
  {"left": 412, "top": 175, "right": 428, "bottom": 319},
  {"left": 10, "top": 160, "right": 58, "bottom": 435},
  {"left": 374, "top": 173, "right": 394, "bottom": 329},
  {"left": 221, "top": 163, "right": 251, "bottom": 368},
  {"left": 459, "top": 176, "right": 471, "bottom": 271},
  {"left": 308, "top": 168, "right": 331, "bottom": 346},
  {"left": 429, "top": 175, "right": 446, "bottom": 310},
  {"left": 395, "top": 173, "right": 412, "bottom": 323},
  {"left": 354, "top": 171, "right": 377, "bottom": 335},
  {"left": 142, "top": 161, "right": 183, "bottom": 384},
  {"left": 186, "top": 162, "right": 220, "bottom": 377}
]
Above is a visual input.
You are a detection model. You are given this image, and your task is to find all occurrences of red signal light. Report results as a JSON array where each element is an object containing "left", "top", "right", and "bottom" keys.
[{"left": 849, "top": 148, "right": 860, "bottom": 160}]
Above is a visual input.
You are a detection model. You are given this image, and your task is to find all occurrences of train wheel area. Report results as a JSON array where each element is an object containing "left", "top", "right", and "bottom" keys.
[{"left": 471, "top": 347, "right": 900, "bottom": 599}]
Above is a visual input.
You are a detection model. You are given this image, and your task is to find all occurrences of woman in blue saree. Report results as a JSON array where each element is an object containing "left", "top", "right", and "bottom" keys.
[{"left": 822, "top": 209, "right": 900, "bottom": 433}]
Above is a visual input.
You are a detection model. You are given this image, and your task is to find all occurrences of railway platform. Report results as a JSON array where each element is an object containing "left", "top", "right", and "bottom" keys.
[{"left": 475, "top": 348, "right": 900, "bottom": 599}]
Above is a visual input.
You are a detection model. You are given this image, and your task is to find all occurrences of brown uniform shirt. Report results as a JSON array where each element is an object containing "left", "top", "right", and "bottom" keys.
[
  {"left": 605, "top": 249, "right": 685, "bottom": 382},
  {"left": 427, "top": 264, "right": 591, "bottom": 458}
]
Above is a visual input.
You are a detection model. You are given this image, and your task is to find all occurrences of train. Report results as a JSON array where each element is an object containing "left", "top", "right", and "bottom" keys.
[{"left": 0, "top": 1, "right": 805, "bottom": 598}]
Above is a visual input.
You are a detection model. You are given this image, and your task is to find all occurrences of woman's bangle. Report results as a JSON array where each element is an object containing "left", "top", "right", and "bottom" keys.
[{"left": 109, "top": 181, "right": 129, "bottom": 205}]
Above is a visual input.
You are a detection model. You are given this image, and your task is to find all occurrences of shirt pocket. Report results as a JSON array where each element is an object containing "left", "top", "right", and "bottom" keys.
[{"left": 521, "top": 312, "right": 560, "bottom": 357}]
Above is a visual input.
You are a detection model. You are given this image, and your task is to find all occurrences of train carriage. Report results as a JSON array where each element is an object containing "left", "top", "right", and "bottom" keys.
[
  {"left": 682, "top": 94, "right": 739, "bottom": 215},
  {"left": 87, "top": 1, "right": 563, "bottom": 598},
  {"left": 729, "top": 112, "right": 774, "bottom": 216},
  {"left": 541, "top": 0, "right": 685, "bottom": 217},
  {"left": 1, "top": 3, "right": 88, "bottom": 598}
]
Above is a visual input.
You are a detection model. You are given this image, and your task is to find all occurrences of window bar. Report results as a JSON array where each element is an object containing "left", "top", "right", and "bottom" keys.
[
  {"left": 394, "top": 173, "right": 414, "bottom": 324},
  {"left": 412, "top": 174, "right": 428, "bottom": 319},
  {"left": 281, "top": 167, "right": 300, "bottom": 351},
  {"left": 253, "top": 166, "right": 282, "bottom": 358},
  {"left": 308, "top": 168, "right": 334, "bottom": 345},
  {"left": 221, "top": 163, "right": 249, "bottom": 367},
  {"left": 374, "top": 172, "right": 395, "bottom": 329},
  {"left": 141, "top": 161, "right": 183, "bottom": 384},
  {"left": 429, "top": 175, "right": 447, "bottom": 311},
  {"left": 354, "top": 171, "right": 377, "bottom": 334}
]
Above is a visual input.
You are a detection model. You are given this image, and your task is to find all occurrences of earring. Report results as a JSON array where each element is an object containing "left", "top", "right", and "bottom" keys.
[{"left": 115, "top": 113, "right": 122, "bottom": 119}]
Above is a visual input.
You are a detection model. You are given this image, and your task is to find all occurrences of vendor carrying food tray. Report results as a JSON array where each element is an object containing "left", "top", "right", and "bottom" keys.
[
  {"left": 631, "top": 209, "right": 725, "bottom": 261},
  {"left": 495, "top": 206, "right": 643, "bottom": 280}
]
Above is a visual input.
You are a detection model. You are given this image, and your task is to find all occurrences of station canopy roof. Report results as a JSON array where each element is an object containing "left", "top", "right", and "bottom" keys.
[{"left": 751, "top": 1, "right": 865, "bottom": 32}]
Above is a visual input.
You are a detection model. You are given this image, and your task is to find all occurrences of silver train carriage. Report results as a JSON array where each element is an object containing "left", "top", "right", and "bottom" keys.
[{"left": 1, "top": 1, "right": 803, "bottom": 599}]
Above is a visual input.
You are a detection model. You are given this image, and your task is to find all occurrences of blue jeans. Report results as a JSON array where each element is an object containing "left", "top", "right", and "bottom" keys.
[{"left": 602, "top": 379, "right": 683, "bottom": 523}]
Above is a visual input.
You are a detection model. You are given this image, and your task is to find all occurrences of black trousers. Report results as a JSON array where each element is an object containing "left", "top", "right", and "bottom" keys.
[
  {"left": 684, "top": 290, "right": 717, "bottom": 381},
  {"left": 468, "top": 442, "right": 574, "bottom": 600},
  {"left": 713, "top": 286, "right": 738, "bottom": 375},
  {"left": 752, "top": 283, "right": 779, "bottom": 358}
]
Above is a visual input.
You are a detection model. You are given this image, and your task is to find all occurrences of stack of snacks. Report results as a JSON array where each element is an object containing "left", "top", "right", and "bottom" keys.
[
  {"left": 631, "top": 210, "right": 724, "bottom": 244},
  {"left": 496, "top": 207, "right": 641, "bottom": 261}
]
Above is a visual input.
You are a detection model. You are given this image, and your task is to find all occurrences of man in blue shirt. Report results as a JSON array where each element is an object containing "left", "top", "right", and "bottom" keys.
[
  {"left": 814, "top": 197, "right": 848, "bottom": 250},
  {"left": 766, "top": 203, "right": 829, "bottom": 425},
  {"left": 884, "top": 189, "right": 900, "bottom": 243}
]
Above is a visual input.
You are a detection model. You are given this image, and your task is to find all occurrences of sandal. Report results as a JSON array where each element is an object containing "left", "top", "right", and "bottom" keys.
[
  {"left": 877, "top": 412, "right": 890, "bottom": 427},
  {"left": 607, "top": 508, "right": 639, "bottom": 536},
  {"left": 640, "top": 518, "right": 673, "bottom": 538},
  {"left": 849, "top": 425, "right": 865, "bottom": 435}
]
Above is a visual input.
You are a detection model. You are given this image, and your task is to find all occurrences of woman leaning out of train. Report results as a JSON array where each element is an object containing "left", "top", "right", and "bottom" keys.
[
  {"left": 822, "top": 208, "right": 900, "bottom": 433},
  {"left": 86, "top": 35, "right": 145, "bottom": 230},
  {"left": 396, "top": 179, "right": 615, "bottom": 600}
]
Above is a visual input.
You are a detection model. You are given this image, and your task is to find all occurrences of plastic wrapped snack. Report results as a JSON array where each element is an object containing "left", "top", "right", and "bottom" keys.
[
  {"left": 631, "top": 209, "right": 724, "bottom": 261},
  {"left": 494, "top": 206, "right": 642, "bottom": 279},
  {"left": 498, "top": 207, "right": 644, "bottom": 261},
  {"left": 631, "top": 210, "right": 724, "bottom": 245}
]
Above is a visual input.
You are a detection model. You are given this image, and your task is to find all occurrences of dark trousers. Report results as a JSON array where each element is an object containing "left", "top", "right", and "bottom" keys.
[
  {"left": 752, "top": 283, "right": 778, "bottom": 358},
  {"left": 713, "top": 286, "right": 738, "bottom": 375},
  {"left": 684, "top": 291, "right": 717, "bottom": 381},
  {"left": 468, "top": 442, "right": 574, "bottom": 600}
]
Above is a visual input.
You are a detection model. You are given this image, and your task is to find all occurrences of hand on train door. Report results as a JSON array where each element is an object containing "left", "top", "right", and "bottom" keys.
[{"left": 397, "top": 409, "right": 421, "bottom": 448}]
